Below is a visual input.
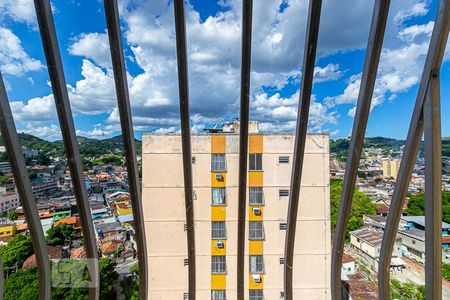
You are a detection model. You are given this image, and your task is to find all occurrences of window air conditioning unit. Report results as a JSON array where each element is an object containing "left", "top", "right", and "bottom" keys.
[
  {"left": 216, "top": 240, "right": 224, "bottom": 248},
  {"left": 252, "top": 274, "right": 261, "bottom": 283},
  {"left": 215, "top": 173, "right": 223, "bottom": 180},
  {"left": 253, "top": 207, "right": 261, "bottom": 215}
]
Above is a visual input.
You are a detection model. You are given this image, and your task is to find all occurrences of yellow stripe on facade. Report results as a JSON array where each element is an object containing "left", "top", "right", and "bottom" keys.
[
  {"left": 211, "top": 172, "right": 226, "bottom": 187},
  {"left": 248, "top": 172, "right": 263, "bottom": 187},
  {"left": 249, "top": 241, "right": 263, "bottom": 255},
  {"left": 211, "top": 135, "right": 226, "bottom": 153},
  {"left": 249, "top": 275, "right": 264, "bottom": 289},
  {"left": 249, "top": 135, "right": 263, "bottom": 153},
  {"left": 212, "top": 274, "right": 226, "bottom": 290},
  {"left": 249, "top": 206, "right": 263, "bottom": 221},
  {"left": 211, "top": 205, "right": 226, "bottom": 221},
  {"left": 211, "top": 240, "right": 226, "bottom": 256}
]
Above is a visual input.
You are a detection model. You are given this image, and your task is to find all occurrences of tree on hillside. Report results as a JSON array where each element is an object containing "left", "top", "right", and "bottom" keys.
[
  {"left": 0, "top": 234, "right": 33, "bottom": 269},
  {"left": 406, "top": 191, "right": 450, "bottom": 223},
  {"left": 46, "top": 223, "right": 77, "bottom": 246},
  {"left": 3, "top": 267, "right": 39, "bottom": 300},
  {"left": 7, "top": 210, "right": 18, "bottom": 221},
  {"left": 330, "top": 179, "right": 377, "bottom": 238},
  {"left": 5, "top": 258, "right": 119, "bottom": 299}
]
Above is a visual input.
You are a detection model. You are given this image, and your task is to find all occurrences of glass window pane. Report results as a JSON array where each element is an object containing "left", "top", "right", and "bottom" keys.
[
  {"left": 212, "top": 221, "right": 226, "bottom": 239},
  {"left": 212, "top": 154, "right": 226, "bottom": 171},
  {"left": 212, "top": 188, "right": 226, "bottom": 205},
  {"left": 249, "top": 187, "right": 263, "bottom": 205}
]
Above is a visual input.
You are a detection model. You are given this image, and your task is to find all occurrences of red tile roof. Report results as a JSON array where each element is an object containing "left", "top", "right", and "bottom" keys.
[{"left": 23, "top": 246, "right": 62, "bottom": 269}]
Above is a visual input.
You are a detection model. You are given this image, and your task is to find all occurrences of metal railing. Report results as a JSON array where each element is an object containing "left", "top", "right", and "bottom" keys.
[{"left": 0, "top": 0, "right": 448, "bottom": 299}]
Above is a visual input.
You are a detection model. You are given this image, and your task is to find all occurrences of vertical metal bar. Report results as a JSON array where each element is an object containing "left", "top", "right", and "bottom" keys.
[
  {"left": 33, "top": 1, "right": 100, "bottom": 299},
  {"left": 378, "top": 1, "right": 449, "bottom": 298},
  {"left": 0, "top": 72, "right": 51, "bottom": 300},
  {"left": 103, "top": 1, "right": 148, "bottom": 299},
  {"left": 424, "top": 71, "right": 442, "bottom": 299},
  {"left": 237, "top": 0, "right": 253, "bottom": 298},
  {"left": 0, "top": 255, "right": 3, "bottom": 300},
  {"left": 330, "top": 1, "right": 390, "bottom": 299},
  {"left": 283, "top": 1, "right": 322, "bottom": 299},
  {"left": 173, "top": 1, "right": 196, "bottom": 299}
]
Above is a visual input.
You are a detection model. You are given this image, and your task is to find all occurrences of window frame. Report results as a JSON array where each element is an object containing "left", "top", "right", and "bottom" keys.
[
  {"left": 249, "top": 153, "right": 263, "bottom": 171},
  {"left": 249, "top": 255, "right": 265, "bottom": 274},
  {"left": 249, "top": 187, "right": 264, "bottom": 205},
  {"left": 211, "top": 154, "right": 226, "bottom": 172},
  {"left": 249, "top": 221, "right": 265, "bottom": 240},
  {"left": 211, "top": 187, "right": 227, "bottom": 205},
  {"left": 249, "top": 289, "right": 264, "bottom": 300},
  {"left": 211, "top": 255, "right": 227, "bottom": 274},
  {"left": 211, "top": 290, "right": 226, "bottom": 300},
  {"left": 212, "top": 221, "right": 227, "bottom": 239}
]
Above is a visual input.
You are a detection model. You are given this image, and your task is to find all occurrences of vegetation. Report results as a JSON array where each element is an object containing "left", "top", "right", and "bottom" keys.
[
  {"left": 0, "top": 234, "right": 34, "bottom": 269},
  {"left": 331, "top": 136, "right": 450, "bottom": 161},
  {"left": 4, "top": 258, "right": 119, "bottom": 300},
  {"left": 121, "top": 263, "right": 139, "bottom": 300},
  {"left": 390, "top": 279, "right": 425, "bottom": 300},
  {"left": 0, "top": 171, "right": 13, "bottom": 185},
  {"left": 46, "top": 223, "right": 78, "bottom": 246},
  {"left": 406, "top": 191, "right": 450, "bottom": 223},
  {"left": 443, "top": 262, "right": 450, "bottom": 281},
  {"left": 0, "top": 133, "right": 142, "bottom": 160},
  {"left": 7, "top": 210, "right": 18, "bottom": 221},
  {"left": 330, "top": 179, "right": 377, "bottom": 237}
]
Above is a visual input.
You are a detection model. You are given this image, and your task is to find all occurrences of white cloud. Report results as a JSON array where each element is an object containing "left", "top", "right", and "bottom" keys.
[
  {"left": 0, "top": 0, "right": 37, "bottom": 25},
  {"left": 18, "top": 123, "right": 62, "bottom": 140},
  {"left": 0, "top": 27, "right": 43, "bottom": 76},
  {"left": 5, "top": 0, "right": 443, "bottom": 135},
  {"left": 69, "top": 33, "right": 112, "bottom": 68}
]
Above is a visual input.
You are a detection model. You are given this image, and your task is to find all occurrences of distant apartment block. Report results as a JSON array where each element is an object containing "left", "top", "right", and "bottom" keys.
[
  {"left": 0, "top": 192, "right": 20, "bottom": 214},
  {"left": 0, "top": 162, "right": 12, "bottom": 174},
  {"left": 382, "top": 159, "right": 400, "bottom": 179},
  {"left": 142, "top": 130, "right": 331, "bottom": 300},
  {"left": 31, "top": 179, "right": 58, "bottom": 196}
]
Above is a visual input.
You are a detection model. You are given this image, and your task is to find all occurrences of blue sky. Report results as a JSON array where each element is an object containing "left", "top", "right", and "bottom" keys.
[{"left": 0, "top": 0, "right": 449, "bottom": 141}]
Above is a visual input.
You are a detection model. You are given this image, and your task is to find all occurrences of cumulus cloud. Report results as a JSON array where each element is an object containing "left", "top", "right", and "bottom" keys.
[
  {"left": 4, "top": 0, "right": 444, "bottom": 135},
  {"left": 0, "top": 27, "right": 43, "bottom": 76},
  {"left": 0, "top": 0, "right": 37, "bottom": 25}
]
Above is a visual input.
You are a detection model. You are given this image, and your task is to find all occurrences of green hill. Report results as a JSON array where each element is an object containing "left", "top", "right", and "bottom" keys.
[
  {"left": 0, "top": 133, "right": 142, "bottom": 158},
  {"left": 331, "top": 136, "right": 450, "bottom": 161}
]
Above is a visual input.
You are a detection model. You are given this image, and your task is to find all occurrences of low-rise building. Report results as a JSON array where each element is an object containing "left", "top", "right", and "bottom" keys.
[
  {"left": 350, "top": 227, "right": 405, "bottom": 273},
  {"left": 0, "top": 223, "right": 16, "bottom": 237},
  {"left": 0, "top": 192, "right": 20, "bottom": 213}
]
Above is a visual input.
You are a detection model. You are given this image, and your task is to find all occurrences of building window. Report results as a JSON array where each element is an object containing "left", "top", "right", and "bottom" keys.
[
  {"left": 191, "top": 156, "right": 196, "bottom": 164},
  {"left": 211, "top": 290, "right": 226, "bottom": 300},
  {"left": 249, "top": 221, "right": 264, "bottom": 240},
  {"left": 184, "top": 292, "right": 189, "bottom": 300},
  {"left": 249, "top": 154, "right": 263, "bottom": 171},
  {"left": 280, "top": 291, "right": 285, "bottom": 300},
  {"left": 279, "top": 156, "right": 289, "bottom": 163},
  {"left": 184, "top": 259, "right": 189, "bottom": 266},
  {"left": 249, "top": 187, "right": 263, "bottom": 205},
  {"left": 279, "top": 257, "right": 285, "bottom": 265},
  {"left": 249, "top": 289, "right": 264, "bottom": 300},
  {"left": 279, "top": 189, "right": 289, "bottom": 197},
  {"left": 212, "top": 188, "right": 226, "bottom": 205},
  {"left": 279, "top": 223, "right": 287, "bottom": 230},
  {"left": 212, "top": 221, "right": 226, "bottom": 239},
  {"left": 250, "top": 255, "right": 265, "bottom": 274},
  {"left": 212, "top": 154, "right": 226, "bottom": 172},
  {"left": 212, "top": 256, "right": 227, "bottom": 274}
]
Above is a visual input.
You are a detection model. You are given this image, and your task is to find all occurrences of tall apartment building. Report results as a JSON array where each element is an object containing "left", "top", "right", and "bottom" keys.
[
  {"left": 382, "top": 159, "right": 401, "bottom": 179},
  {"left": 142, "top": 131, "right": 331, "bottom": 300}
]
